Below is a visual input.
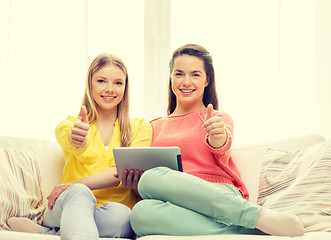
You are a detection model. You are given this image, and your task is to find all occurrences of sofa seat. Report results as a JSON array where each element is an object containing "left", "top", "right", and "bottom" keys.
[{"left": 0, "top": 134, "right": 330, "bottom": 240}]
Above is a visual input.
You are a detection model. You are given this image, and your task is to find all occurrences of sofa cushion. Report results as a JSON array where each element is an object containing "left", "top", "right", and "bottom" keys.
[
  {"left": 231, "top": 133, "right": 326, "bottom": 203},
  {"left": 0, "top": 147, "right": 45, "bottom": 230},
  {"left": 258, "top": 139, "right": 331, "bottom": 232}
]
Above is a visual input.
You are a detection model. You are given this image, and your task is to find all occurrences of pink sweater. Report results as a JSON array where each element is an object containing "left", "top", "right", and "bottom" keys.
[{"left": 150, "top": 109, "right": 249, "bottom": 200}]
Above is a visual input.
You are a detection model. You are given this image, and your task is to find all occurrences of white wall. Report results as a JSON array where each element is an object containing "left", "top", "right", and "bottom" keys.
[
  {"left": 1, "top": 0, "right": 330, "bottom": 144},
  {"left": 1, "top": 0, "right": 86, "bottom": 140},
  {"left": 278, "top": 0, "right": 315, "bottom": 137},
  {"left": 168, "top": 0, "right": 331, "bottom": 144},
  {"left": 170, "top": 0, "right": 280, "bottom": 144},
  {"left": 0, "top": 0, "right": 144, "bottom": 140},
  {"left": 315, "top": 0, "right": 331, "bottom": 138}
]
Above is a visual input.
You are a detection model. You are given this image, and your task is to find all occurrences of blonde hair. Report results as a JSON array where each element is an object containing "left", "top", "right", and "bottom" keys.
[{"left": 80, "top": 53, "right": 132, "bottom": 147}]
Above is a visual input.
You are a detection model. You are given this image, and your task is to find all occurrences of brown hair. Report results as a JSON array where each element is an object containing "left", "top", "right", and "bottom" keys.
[
  {"left": 81, "top": 53, "right": 131, "bottom": 147},
  {"left": 167, "top": 43, "right": 219, "bottom": 114}
]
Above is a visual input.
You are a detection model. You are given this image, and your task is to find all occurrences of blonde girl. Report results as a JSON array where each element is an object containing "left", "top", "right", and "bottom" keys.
[{"left": 8, "top": 53, "right": 152, "bottom": 240}]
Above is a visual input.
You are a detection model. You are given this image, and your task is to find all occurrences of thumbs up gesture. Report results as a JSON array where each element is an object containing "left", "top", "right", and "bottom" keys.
[
  {"left": 203, "top": 104, "right": 226, "bottom": 148},
  {"left": 69, "top": 105, "right": 90, "bottom": 148}
]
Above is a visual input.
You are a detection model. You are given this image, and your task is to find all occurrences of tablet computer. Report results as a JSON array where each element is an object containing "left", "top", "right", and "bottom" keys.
[{"left": 113, "top": 146, "right": 182, "bottom": 179}]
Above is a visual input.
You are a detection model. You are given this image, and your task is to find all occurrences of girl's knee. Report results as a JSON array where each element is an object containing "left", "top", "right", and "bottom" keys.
[
  {"left": 43, "top": 184, "right": 96, "bottom": 229},
  {"left": 138, "top": 167, "right": 172, "bottom": 198},
  {"left": 61, "top": 183, "right": 96, "bottom": 206},
  {"left": 142, "top": 166, "right": 171, "bottom": 179},
  {"left": 95, "top": 202, "right": 133, "bottom": 238},
  {"left": 64, "top": 183, "right": 88, "bottom": 194},
  {"left": 66, "top": 183, "right": 94, "bottom": 197}
]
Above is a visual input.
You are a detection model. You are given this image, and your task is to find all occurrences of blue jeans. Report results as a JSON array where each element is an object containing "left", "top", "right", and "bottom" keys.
[
  {"left": 130, "top": 167, "right": 261, "bottom": 237},
  {"left": 39, "top": 184, "right": 134, "bottom": 239}
]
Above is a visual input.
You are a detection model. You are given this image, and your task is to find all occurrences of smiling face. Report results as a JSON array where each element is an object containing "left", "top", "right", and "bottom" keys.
[
  {"left": 91, "top": 63, "right": 126, "bottom": 114},
  {"left": 170, "top": 54, "right": 209, "bottom": 114}
]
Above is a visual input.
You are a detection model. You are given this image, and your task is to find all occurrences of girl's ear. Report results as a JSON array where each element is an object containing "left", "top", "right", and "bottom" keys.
[{"left": 205, "top": 77, "right": 210, "bottom": 87}]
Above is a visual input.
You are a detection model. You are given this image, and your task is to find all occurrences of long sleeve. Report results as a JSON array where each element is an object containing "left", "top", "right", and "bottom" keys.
[{"left": 55, "top": 116, "right": 90, "bottom": 157}]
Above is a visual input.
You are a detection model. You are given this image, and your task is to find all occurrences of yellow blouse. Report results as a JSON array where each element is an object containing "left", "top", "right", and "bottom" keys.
[{"left": 55, "top": 116, "right": 152, "bottom": 208}]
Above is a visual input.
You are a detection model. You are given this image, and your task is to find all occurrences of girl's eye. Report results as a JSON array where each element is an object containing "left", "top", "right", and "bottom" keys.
[
  {"left": 175, "top": 73, "right": 183, "bottom": 77},
  {"left": 193, "top": 74, "right": 200, "bottom": 77},
  {"left": 115, "top": 81, "right": 124, "bottom": 85},
  {"left": 97, "top": 79, "right": 105, "bottom": 83}
]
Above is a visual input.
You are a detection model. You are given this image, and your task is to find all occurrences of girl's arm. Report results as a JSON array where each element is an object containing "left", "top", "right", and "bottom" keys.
[
  {"left": 55, "top": 117, "right": 90, "bottom": 155},
  {"left": 75, "top": 167, "right": 119, "bottom": 190},
  {"left": 55, "top": 106, "right": 90, "bottom": 155},
  {"left": 47, "top": 167, "right": 119, "bottom": 210}
]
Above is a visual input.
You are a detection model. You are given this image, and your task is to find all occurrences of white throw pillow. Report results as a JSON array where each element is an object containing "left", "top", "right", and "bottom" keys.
[
  {"left": 258, "top": 140, "right": 331, "bottom": 232},
  {"left": 0, "top": 147, "right": 45, "bottom": 230}
]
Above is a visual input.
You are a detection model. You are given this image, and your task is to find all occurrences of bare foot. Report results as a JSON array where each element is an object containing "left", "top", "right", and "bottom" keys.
[
  {"left": 256, "top": 208, "right": 304, "bottom": 237},
  {"left": 7, "top": 217, "right": 43, "bottom": 233}
]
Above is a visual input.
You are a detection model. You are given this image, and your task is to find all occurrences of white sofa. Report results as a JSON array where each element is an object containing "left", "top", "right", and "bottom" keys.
[{"left": 0, "top": 133, "right": 330, "bottom": 240}]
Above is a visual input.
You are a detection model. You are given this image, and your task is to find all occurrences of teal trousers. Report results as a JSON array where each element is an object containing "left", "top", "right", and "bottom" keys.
[{"left": 130, "top": 167, "right": 261, "bottom": 236}]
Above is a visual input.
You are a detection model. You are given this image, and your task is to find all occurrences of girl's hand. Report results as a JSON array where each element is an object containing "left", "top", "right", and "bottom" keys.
[
  {"left": 69, "top": 105, "right": 89, "bottom": 148},
  {"left": 46, "top": 183, "right": 73, "bottom": 210},
  {"left": 203, "top": 104, "right": 227, "bottom": 148},
  {"left": 121, "top": 169, "right": 143, "bottom": 190},
  {"left": 121, "top": 169, "right": 143, "bottom": 201}
]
